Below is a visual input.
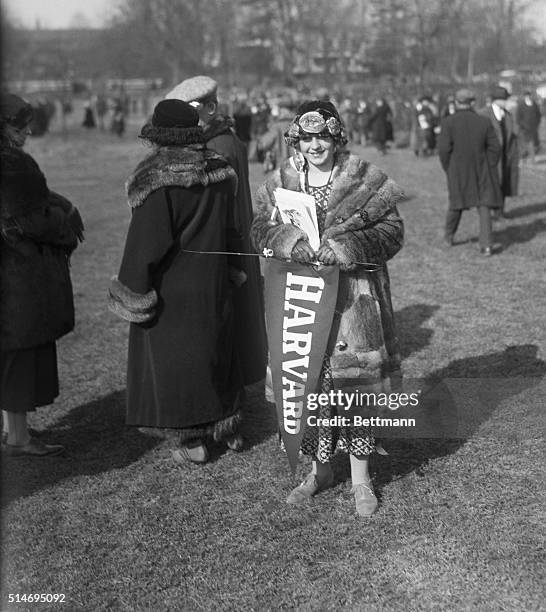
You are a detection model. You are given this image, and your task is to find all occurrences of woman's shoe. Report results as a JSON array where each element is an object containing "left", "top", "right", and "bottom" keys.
[
  {"left": 286, "top": 471, "right": 334, "bottom": 505},
  {"left": 2, "top": 437, "right": 64, "bottom": 457},
  {"left": 172, "top": 440, "right": 209, "bottom": 464},
  {"left": 226, "top": 434, "right": 244, "bottom": 452},
  {"left": 351, "top": 482, "right": 378, "bottom": 517}
]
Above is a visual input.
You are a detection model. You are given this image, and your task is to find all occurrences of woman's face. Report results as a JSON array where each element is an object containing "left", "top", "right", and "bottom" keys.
[
  {"left": 5, "top": 123, "right": 31, "bottom": 148},
  {"left": 298, "top": 134, "right": 334, "bottom": 170}
]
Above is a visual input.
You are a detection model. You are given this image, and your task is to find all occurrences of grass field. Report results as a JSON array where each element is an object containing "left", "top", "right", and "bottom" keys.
[{"left": 1, "top": 113, "right": 545, "bottom": 611}]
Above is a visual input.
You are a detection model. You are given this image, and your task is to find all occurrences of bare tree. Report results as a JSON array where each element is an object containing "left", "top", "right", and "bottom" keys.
[{"left": 114, "top": 0, "right": 209, "bottom": 84}]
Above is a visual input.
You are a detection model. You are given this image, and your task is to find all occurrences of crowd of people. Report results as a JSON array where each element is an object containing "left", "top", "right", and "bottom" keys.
[
  {"left": 0, "top": 74, "right": 542, "bottom": 517},
  {"left": 219, "top": 86, "right": 542, "bottom": 173}
]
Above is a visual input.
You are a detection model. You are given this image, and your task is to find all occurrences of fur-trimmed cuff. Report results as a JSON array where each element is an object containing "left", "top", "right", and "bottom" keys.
[
  {"left": 327, "top": 237, "right": 360, "bottom": 271},
  {"left": 108, "top": 276, "right": 157, "bottom": 323},
  {"left": 178, "top": 409, "right": 242, "bottom": 443},
  {"left": 267, "top": 223, "right": 307, "bottom": 259}
]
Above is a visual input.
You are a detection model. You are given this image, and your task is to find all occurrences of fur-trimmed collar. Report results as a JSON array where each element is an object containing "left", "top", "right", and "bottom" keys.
[
  {"left": 203, "top": 114, "right": 235, "bottom": 141},
  {"left": 126, "top": 143, "right": 237, "bottom": 208},
  {"left": 268, "top": 151, "right": 405, "bottom": 236}
]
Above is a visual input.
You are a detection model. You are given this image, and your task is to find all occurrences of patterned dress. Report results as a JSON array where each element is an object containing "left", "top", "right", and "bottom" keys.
[{"left": 299, "top": 181, "right": 375, "bottom": 462}]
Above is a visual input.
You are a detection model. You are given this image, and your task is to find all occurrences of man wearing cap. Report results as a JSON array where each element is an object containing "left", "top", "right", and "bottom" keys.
[
  {"left": 438, "top": 88, "right": 503, "bottom": 255},
  {"left": 166, "top": 76, "right": 267, "bottom": 393},
  {"left": 479, "top": 86, "right": 519, "bottom": 218}
]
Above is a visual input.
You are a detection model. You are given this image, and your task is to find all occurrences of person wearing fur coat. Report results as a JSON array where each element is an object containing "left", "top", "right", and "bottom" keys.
[
  {"left": 251, "top": 100, "right": 404, "bottom": 516},
  {"left": 1, "top": 93, "right": 84, "bottom": 457},
  {"left": 109, "top": 100, "right": 244, "bottom": 464}
]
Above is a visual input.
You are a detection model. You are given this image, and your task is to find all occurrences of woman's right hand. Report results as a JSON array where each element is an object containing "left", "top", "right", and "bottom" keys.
[{"left": 291, "top": 239, "right": 315, "bottom": 263}]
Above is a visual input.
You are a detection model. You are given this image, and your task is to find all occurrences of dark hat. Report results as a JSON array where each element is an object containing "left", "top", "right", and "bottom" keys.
[
  {"left": 151, "top": 99, "right": 199, "bottom": 128},
  {"left": 490, "top": 86, "right": 509, "bottom": 101},
  {"left": 296, "top": 99, "right": 342, "bottom": 122},
  {"left": 0, "top": 93, "right": 34, "bottom": 128},
  {"left": 139, "top": 99, "right": 204, "bottom": 146},
  {"left": 455, "top": 88, "right": 475, "bottom": 104}
]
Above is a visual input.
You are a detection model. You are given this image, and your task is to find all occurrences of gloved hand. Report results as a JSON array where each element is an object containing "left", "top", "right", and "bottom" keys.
[
  {"left": 229, "top": 267, "right": 247, "bottom": 287},
  {"left": 291, "top": 239, "right": 315, "bottom": 263},
  {"left": 316, "top": 243, "right": 337, "bottom": 265}
]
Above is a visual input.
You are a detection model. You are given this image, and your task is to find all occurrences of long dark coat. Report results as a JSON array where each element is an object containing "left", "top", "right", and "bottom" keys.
[
  {"left": 109, "top": 143, "right": 243, "bottom": 435},
  {"left": 0, "top": 146, "right": 82, "bottom": 352},
  {"left": 205, "top": 116, "right": 267, "bottom": 385},
  {"left": 251, "top": 152, "right": 405, "bottom": 397},
  {"left": 479, "top": 106, "right": 519, "bottom": 197},
  {"left": 368, "top": 103, "right": 392, "bottom": 145},
  {"left": 438, "top": 109, "right": 503, "bottom": 210},
  {"left": 516, "top": 100, "right": 541, "bottom": 141}
]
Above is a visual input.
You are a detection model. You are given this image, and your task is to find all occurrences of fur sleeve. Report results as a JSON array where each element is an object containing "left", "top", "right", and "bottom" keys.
[
  {"left": 108, "top": 276, "right": 158, "bottom": 323},
  {"left": 326, "top": 206, "right": 404, "bottom": 270},
  {"left": 250, "top": 175, "right": 306, "bottom": 259}
]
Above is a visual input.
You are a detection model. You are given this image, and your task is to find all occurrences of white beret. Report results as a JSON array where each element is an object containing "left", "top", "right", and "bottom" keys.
[{"left": 165, "top": 76, "right": 218, "bottom": 103}]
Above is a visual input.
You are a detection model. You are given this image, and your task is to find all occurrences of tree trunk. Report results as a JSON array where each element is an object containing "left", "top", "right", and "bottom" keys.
[{"left": 466, "top": 42, "right": 476, "bottom": 83}]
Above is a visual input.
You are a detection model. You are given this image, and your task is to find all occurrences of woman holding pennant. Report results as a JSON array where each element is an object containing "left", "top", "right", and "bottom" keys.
[{"left": 251, "top": 100, "right": 404, "bottom": 516}]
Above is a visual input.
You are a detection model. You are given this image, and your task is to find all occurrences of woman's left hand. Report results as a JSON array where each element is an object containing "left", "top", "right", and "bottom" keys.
[{"left": 316, "top": 243, "right": 337, "bottom": 265}]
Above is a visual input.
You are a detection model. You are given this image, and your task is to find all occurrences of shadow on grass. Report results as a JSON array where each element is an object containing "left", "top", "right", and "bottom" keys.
[
  {"left": 333, "top": 344, "right": 545, "bottom": 492},
  {"left": 1, "top": 390, "right": 162, "bottom": 507},
  {"left": 495, "top": 217, "right": 546, "bottom": 247},
  {"left": 505, "top": 199, "right": 546, "bottom": 219},
  {"left": 396, "top": 303, "right": 439, "bottom": 359}
]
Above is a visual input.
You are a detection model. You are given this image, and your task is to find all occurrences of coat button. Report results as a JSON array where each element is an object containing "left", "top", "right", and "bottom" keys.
[{"left": 336, "top": 341, "right": 348, "bottom": 351}]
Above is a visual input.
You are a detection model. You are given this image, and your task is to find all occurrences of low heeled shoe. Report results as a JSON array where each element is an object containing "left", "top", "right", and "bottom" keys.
[
  {"left": 286, "top": 471, "right": 335, "bottom": 505},
  {"left": 351, "top": 482, "right": 378, "bottom": 517},
  {"left": 172, "top": 440, "right": 209, "bottom": 464}
]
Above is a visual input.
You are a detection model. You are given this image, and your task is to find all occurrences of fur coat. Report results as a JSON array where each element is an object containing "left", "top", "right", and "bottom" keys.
[
  {"left": 0, "top": 145, "right": 83, "bottom": 352},
  {"left": 251, "top": 151, "right": 404, "bottom": 388},
  {"left": 109, "top": 142, "right": 244, "bottom": 437}
]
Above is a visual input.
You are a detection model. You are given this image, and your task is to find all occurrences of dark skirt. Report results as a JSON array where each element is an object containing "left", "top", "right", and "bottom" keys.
[{"left": 0, "top": 342, "right": 59, "bottom": 413}]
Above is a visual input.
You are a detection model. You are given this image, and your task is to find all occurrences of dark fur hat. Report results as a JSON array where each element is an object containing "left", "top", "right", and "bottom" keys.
[{"left": 139, "top": 99, "right": 205, "bottom": 146}]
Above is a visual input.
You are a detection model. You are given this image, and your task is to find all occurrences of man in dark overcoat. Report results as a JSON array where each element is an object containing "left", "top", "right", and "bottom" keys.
[
  {"left": 438, "top": 89, "right": 503, "bottom": 255},
  {"left": 516, "top": 91, "right": 542, "bottom": 164},
  {"left": 166, "top": 77, "right": 267, "bottom": 396},
  {"left": 479, "top": 86, "right": 519, "bottom": 218}
]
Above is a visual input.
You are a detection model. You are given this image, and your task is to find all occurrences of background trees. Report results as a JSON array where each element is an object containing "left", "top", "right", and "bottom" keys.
[{"left": 3, "top": 0, "right": 544, "bottom": 89}]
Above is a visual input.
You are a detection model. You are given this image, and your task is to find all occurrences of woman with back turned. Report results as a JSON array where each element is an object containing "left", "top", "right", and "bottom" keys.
[{"left": 109, "top": 99, "right": 245, "bottom": 464}]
